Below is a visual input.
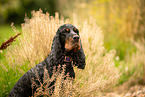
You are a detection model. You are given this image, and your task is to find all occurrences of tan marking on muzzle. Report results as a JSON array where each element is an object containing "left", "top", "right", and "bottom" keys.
[{"left": 65, "top": 37, "right": 81, "bottom": 52}]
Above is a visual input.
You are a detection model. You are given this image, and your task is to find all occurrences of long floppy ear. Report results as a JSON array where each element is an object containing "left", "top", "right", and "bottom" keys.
[
  {"left": 50, "top": 34, "right": 64, "bottom": 65},
  {"left": 72, "top": 40, "right": 86, "bottom": 69}
]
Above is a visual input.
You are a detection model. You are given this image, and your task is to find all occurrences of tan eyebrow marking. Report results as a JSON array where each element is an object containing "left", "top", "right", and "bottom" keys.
[
  {"left": 73, "top": 28, "right": 77, "bottom": 31},
  {"left": 66, "top": 28, "right": 70, "bottom": 32}
]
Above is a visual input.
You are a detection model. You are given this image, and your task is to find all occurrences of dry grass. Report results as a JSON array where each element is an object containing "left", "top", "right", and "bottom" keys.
[
  {"left": 5, "top": 10, "right": 70, "bottom": 68},
  {"left": 89, "top": 0, "right": 144, "bottom": 39},
  {"left": 122, "top": 38, "right": 145, "bottom": 85},
  {"left": 60, "top": 0, "right": 145, "bottom": 40},
  {"left": 57, "top": 0, "right": 145, "bottom": 87},
  {"left": 32, "top": 65, "right": 76, "bottom": 97},
  {"left": 57, "top": 0, "right": 145, "bottom": 62},
  {"left": 5, "top": 10, "right": 119, "bottom": 96}
]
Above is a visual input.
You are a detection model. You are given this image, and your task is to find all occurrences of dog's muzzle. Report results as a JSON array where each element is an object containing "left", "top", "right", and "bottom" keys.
[{"left": 65, "top": 35, "right": 81, "bottom": 52}]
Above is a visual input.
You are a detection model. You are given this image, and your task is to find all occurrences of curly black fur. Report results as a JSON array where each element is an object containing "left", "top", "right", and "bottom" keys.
[{"left": 9, "top": 24, "right": 85, "bottom": 97}]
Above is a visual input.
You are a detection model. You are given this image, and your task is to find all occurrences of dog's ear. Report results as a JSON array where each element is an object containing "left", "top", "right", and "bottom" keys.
[
  {"left": 50, "top": 34, "right": 64, "bottom": 64},
  {"left": 72, "top": 40, "right": 86, "bottom": 69}
]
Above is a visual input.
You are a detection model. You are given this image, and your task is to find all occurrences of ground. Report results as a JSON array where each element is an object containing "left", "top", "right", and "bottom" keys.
[{"left": 104, "top": 85, "right": 145, "bottom": 97}]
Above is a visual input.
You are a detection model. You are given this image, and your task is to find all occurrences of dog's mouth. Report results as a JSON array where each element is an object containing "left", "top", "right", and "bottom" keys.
[
  {"left": 71, "top": 43, "right": 81, "bottom": 52},
  {"left": 65, "top": 37, "right": 81, "bottom": 52}
]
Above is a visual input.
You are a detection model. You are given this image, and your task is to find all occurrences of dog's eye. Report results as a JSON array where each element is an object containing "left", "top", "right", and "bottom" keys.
[
  {"left": 73, "top": 28, "right": 79, "bottom": 33},
  {"left": 65, "top": 29, "right": 70, "bottom": 32}
]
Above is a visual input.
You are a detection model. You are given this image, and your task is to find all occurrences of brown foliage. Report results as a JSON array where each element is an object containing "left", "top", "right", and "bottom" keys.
[{"left": 0, "top": 33, "right": 21, "bottom": 50}]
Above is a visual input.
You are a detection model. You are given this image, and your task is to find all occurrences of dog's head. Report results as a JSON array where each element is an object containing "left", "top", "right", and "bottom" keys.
[
  {"left": 51, "top": 24, "right": 85, "bottom": 69},
  {"left": 57, "top": 24, "right": 81, "bottom": 52}
]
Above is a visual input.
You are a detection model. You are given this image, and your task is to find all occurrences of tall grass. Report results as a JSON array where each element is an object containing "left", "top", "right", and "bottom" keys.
[
  {"left": 58, "top": 0, "right": 144, "bottom": 60},
  {"left": 5, "top": 10, "right": 69, "bottom": 68},
  {"left": 57, "top": 0, "right": 145, "bottom": 86},
  {"left": 0, "top": 10, "right": 119, "bottom": 96},
  {"left": 119, "top": 39, "right": 145, "bottom": 86}
]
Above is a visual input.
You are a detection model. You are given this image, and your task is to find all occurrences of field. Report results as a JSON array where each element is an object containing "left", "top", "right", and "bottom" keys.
[
  {"left": 0, "top": 0, "right": 145, "bottom": 96},
  {"left": 0, "top": 25, "right": 22, "bottom": 96}
]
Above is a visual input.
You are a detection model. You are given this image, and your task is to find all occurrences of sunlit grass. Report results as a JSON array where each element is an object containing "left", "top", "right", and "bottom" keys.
[
  {"left": 0, "top": 0, "right": 144, "bottom": 96},
  {"left": 0, "top": 10, "right": 119, "bottom": 96},
  {"left": 58, "top": 0, "right": 145, "bottom": 87},
  {"left": 119, "top": 39, "right": 145, "bottom": 86}
]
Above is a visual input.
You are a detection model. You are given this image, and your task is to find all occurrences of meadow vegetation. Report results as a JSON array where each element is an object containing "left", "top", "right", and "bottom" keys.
[
  {"left": 0, "top": 10, "right": 119, "bottom": 96},
  {"left": 59, "top": 0, "right": 145, "bottom": 86},
  {"left": 0, "top": 0, "right": 144, "bottom": 96}
]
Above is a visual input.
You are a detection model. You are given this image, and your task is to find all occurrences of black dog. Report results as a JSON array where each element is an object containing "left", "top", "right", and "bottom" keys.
[{"left": 9, "top": 24, "right": 85, "bottom": 97}]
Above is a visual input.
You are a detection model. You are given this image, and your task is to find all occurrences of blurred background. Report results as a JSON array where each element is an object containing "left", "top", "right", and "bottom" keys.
[
  {"left": 1, "top": 0, "right": 144, "bottom": 62},
  {"left": 0, "top": 0, "right": 145, "bottom": 96},
  {"left": 0, "top": 0, "right": 58, "bottom": 24}
]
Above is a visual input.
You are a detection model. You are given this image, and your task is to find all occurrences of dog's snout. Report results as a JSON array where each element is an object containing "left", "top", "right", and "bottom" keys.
[{"left": 73, "top": 35, "right": 79, "bottom": 41}]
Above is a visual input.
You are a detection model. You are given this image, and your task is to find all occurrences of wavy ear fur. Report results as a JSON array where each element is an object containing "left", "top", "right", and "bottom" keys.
[
  {"left": 48, "top": 34, "right": 64, "bottom": 66},
  {"left": 72, "top": 40, "right": 85, "bottom": 69}
]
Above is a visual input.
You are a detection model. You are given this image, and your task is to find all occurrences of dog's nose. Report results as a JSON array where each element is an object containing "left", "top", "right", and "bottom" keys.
[{"left": 73, "top": 35, "right": 79, "bottom": 41}]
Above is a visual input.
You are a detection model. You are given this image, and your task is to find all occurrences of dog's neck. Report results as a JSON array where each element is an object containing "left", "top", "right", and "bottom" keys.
[
  {"left": 47, "top": 50, "right": 74, "bottom": 65},
  {"left": 45, "top": 49, "right": 75, "bottom": 79}
]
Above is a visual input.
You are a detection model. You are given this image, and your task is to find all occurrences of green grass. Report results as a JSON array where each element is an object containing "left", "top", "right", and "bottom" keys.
[
  {"left": 0, "top": 58, "right": 32, "bottom": 96},
  {"left": 104, "top": 32, "right": 137, "bottom": 61},
  {"left": 0, "top": 25, "right": 21, "bottom": 55},
  {"left": 0, "top": 25, "right": 21, "bottom": 43},
  {"left": 0, "top": 25, "right": 22, "bottom": 96}
]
